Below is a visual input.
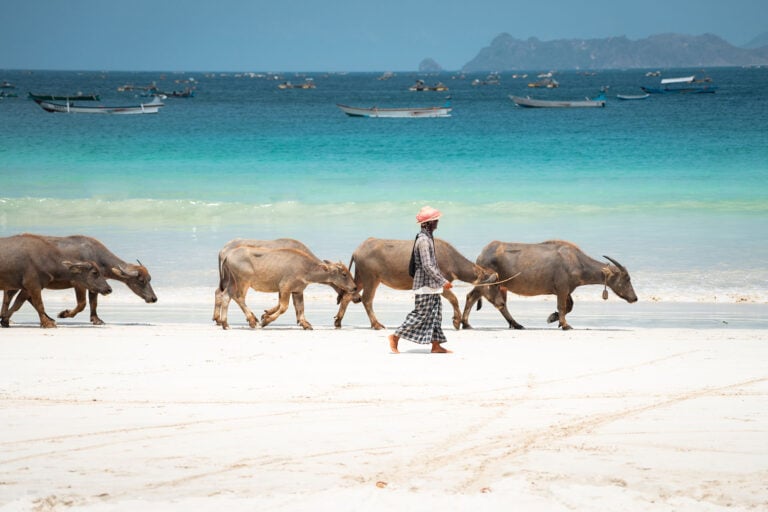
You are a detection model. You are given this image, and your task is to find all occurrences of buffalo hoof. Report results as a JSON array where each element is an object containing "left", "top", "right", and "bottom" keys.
[
  {"left": 510, "top": 322, "right": 525, "bottom": 330},
  {"left": 461, "top": 322, "right": 473, "bottom": 330},
  {"left": 91, "top": 317, "right": 105, "bottom": 326},
  {"left": 546, "top": 312, "right": 559, "bottom": 324},
  {"left": 561, "top": 324, "right": 573, "bottom": 331},
  {"left": 1, "top": 319, "right": 9, "bottom": 328},
  {"left": 452, "top": 318, "right": 461, "bottom": 330},
  {"left": 372, "top": 322, "right": 385, "bottom": 330},
  {"left": 58, "top": 310, "right": 74, "bottom": 319}
]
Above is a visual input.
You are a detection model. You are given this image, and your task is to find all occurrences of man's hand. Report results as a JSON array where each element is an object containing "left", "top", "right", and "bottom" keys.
[{"left": 443, "top": 282, "right": 453, "bottom": 290}]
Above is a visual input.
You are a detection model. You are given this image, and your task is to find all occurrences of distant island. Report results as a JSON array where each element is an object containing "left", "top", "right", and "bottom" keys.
[{"left": 459, "top": 32, "right": 768, "bottom": 72}]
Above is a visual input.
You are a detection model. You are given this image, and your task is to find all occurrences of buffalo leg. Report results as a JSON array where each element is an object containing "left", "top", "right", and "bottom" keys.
[
  {"left": 360, "top": 282, "right": 385, "bottom": 330},
  {"left": 334, "top": 271, "right": 363, "bottom": 329},
  {"left": 4, "top": 290, "right": 31, "bottom": 327},
  {"left": 291, "top": 292, "right": 312, "bottom": 330},
  {"left": 213, "top": 287, "right": 224, "bottom": 325},
  {"left": 86, "top": 290, "right": 105, "bottom": 325},
  {"left": 334, "top": 292, "right": 352, "bottom": 328},
  {"left": 441, "top": 287, "right": 462, "bottom": 330},
  {"left": 58, "top": 286, "right": 87, "bottom": 320},
  {"left": 496, "top": 288, "right": 524, "bottom": 329},
  {"left": 548, "top": 293, "right": 574, "bottom": 330},
  {"left": 217, "top": 289, "right": 234, "bottom": 329},
  {"left": 229, "top": 284, "right": 259, "bottom": 329},
  {"left": 460, "top": 288, "right": 482, "bottom": 329},
  {"left": 26, "top": 288, "right": 56, "bottom": 328},
  {"left": 1, "top": 290, "right": 20, "bottom": 327},
  {"left": 260, "top": 291, "right": 291, "bottom": 328}
]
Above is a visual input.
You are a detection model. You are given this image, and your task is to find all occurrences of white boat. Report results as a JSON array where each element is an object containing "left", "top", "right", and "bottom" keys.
[
  {"left": 336, "top": 103, "right": 451, "bottom": 118},
  {"left": 616, "top": 93, "right": 650, "bottom": 100},
  {"left": 33, "top": 96, "right": 165, "bottom": 114},
  {"left": 660, "top": 75, "right": 696, "bottom": 85},
  {"left": 510, "top": 93, "right": 606, "bottom": 108},
  {"left": 642, "top": 75, "right": 717, "bottom": 94}
]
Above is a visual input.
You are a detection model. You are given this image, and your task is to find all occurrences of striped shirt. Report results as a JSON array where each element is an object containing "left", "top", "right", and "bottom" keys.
[{"left": 412, "top": 229, "right": 449, "bottom": 293}]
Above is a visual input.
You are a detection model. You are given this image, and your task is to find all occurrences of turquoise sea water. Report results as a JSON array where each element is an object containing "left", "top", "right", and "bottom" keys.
[{"left": 1, "top": 67, "right": 767, "bottom": 310}]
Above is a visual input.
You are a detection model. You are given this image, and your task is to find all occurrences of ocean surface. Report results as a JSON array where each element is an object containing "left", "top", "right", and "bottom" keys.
[{"left": 1, "top": 67, "right": 767, "bottom": 327}]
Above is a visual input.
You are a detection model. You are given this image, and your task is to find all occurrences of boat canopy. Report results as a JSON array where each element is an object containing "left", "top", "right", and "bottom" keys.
[{"left": 660, "top": 76, "right": 695, "bottom": 85}]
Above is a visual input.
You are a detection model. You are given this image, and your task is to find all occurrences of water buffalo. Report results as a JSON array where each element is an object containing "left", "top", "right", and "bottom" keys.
[
  {"left": 334, "top": 237, "right": 498, "bottom": 330},
  {"left": 461, "top": 240, "right": 637, "bottom": 330},
  {"left": 2, "top": 235, "right": 157, "bottom": 325},
  {"left": 0, "top": 234, "right": 113, "bottom": 328},
  {"left": 212, "top": 238, "right": 321, "bottom": 326},
  {"left": 215, "top": 246, "right": 357, "bottom": 330}
]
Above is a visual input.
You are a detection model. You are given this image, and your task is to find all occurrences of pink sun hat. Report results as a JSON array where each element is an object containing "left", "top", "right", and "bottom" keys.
[{"left": 416, "top": 205, "right": 442, "bottom": 224}]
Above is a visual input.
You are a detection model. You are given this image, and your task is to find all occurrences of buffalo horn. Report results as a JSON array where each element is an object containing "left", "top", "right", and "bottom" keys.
[{"left": 603, "top": 255, "right": 626, "bottom": 272}]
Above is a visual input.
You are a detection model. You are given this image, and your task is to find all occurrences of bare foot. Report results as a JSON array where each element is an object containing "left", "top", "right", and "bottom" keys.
[
  {"left": 388, "top": 334, "right": 399, "bottom": 354},
  {"left": 431, "top": 342, "right": 452, "bottom": 353}
]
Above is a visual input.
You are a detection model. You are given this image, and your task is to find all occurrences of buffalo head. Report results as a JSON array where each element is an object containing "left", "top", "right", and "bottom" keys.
[
  {"left": 65, "top": 260, "right": 112, "bottom": 296},
  {"left": 322, "top": 261, "right": 357, "bottom": 293},
  {"left": 113, "top": 263, "right": 158, "bottom": 303},
  {"left": 602, "top": 256, "right": 638, "bottom": 303}
]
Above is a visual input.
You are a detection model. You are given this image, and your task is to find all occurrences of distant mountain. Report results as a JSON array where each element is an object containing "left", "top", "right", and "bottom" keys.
[
  {"left": 742, "top": 32, "right": 768, "bottom": 49},
  {"left": 462, "top": 33, "right": 768, "bottom": 72},
  {"left": 419, "top": 58, "right": 443, "bottom": 72}
]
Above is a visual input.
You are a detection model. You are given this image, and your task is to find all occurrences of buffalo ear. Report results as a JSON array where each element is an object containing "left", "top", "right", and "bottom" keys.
[
  {"left": 64, "top": 261, "right": 91, "bottom": 274},
  {"left": 319, "top": 263, "right": 330, "bottom": 272},
  {"left": 62, "top": 260, "right": 79, "bottom": 274},
  {"left": 112, "top": 266, "right": 139, "bottom": 278}
]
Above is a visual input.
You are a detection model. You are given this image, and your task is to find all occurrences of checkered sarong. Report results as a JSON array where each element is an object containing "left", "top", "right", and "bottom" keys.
[{"left": 394, "top": 294, "right": 447, "bottom": 345}]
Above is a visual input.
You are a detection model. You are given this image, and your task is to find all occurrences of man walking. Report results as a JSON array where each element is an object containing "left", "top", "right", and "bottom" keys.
[{"left": 388, "top": 206, "right": 453, "bottom": 354}]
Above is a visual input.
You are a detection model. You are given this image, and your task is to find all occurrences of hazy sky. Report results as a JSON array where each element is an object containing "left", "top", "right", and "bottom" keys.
[{"left": 2, "top": 0, "right": 765, "bottom": 71}]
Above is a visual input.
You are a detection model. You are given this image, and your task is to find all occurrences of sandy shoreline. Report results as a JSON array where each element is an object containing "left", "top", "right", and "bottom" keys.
[{"left": 1, "top": 308, "right": 767, "bottom": 511}]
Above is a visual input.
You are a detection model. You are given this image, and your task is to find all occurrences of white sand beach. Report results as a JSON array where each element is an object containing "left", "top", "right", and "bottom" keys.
[{"left": 1, "top": 289, "right": 767, "bottom": 511}]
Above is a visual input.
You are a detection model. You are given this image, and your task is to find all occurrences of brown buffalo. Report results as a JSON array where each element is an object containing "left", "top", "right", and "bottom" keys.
[
  {"left": 461, "top": 240, "right": 637, "bottom": 330},
  {"left": 213, "top": 238, "right": 318, "bottom": 326},
  {"left": 216, "top": 246, "right": 356, "bottom": 330},
  {"left": 2, "top": 235, "right": 156, "bottom": 325},
  {"left": 0, "top": 234, "right": 113, "bottom": 328},
  {"left": 334, "top": 237, "right": 498, "bottom": 330}
]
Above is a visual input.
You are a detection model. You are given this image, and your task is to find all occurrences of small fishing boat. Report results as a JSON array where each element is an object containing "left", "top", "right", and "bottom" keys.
[
  {"left": 28, "top": 92, "right": 101, "bottom": 101},
  {"left": 278, "top": 79, "right": 316, "bottom": 89},
  {"left": 616, "top": 93, "right": 650, "bottom": 100},
  {"left": 33, "top": 96, "right": 164, "bottom": 114},
  {"left": 527, "top": 77, "right": 559, "bottom": 88},
  {"left": 337, "top": 103, "right": 452, "bottom": 118},
  {"left": 409, "top": 80, "right": 449, "bottom": 92},
  {"left": 510, "top": 92, "right": 606, "bottom": 108},
  {"left": 641, "top": 75, "right": 717, "bottom": 94}
]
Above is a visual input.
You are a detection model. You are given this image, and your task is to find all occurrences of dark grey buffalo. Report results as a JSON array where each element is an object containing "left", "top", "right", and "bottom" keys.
[
  {"left": 2, "top": 235, "right": 156, "bottom": 325},
  {"left": 461, "top": 240, "right": 637, "bottom": 330},
  {"left": 334, "top": 237, "right": 498, "bottom": 330},
  {"left": 0, "top": 234, "right": 113, "bottom": 328}
]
